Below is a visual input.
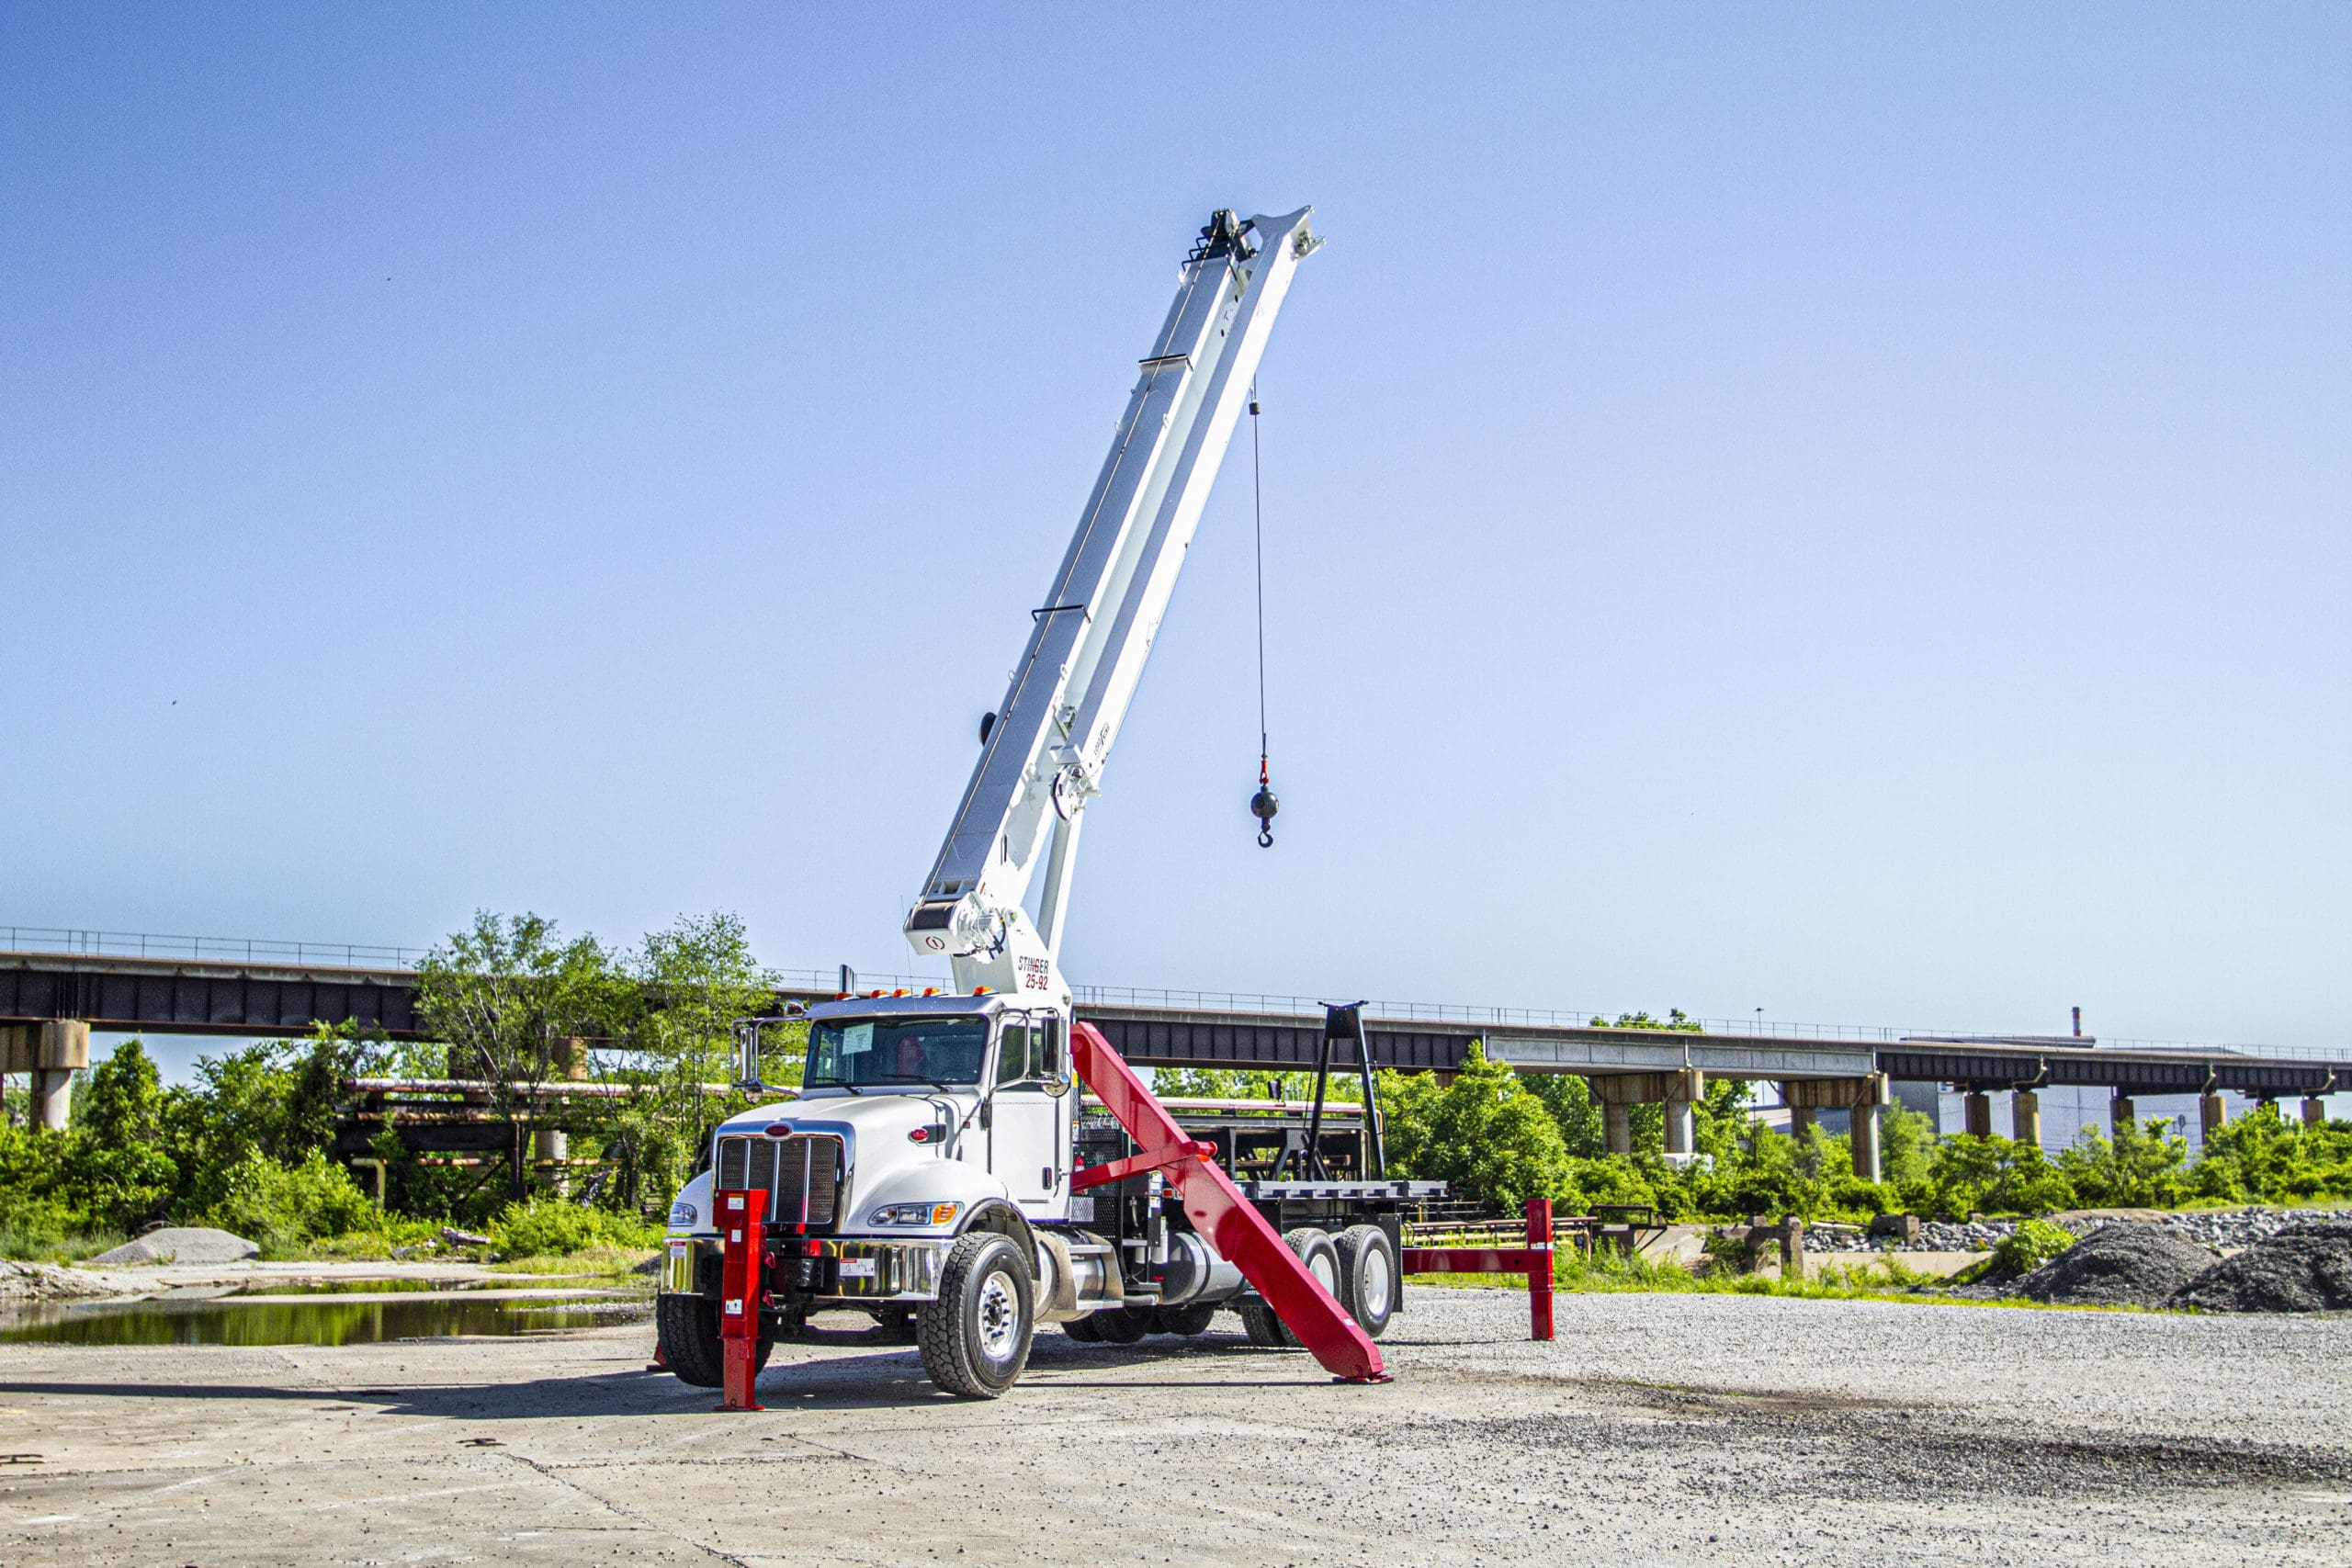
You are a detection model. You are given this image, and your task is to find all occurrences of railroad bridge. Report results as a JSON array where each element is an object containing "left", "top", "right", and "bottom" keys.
[{"left": 3, "top": 938, "right": 2341, "bottom": 1184}]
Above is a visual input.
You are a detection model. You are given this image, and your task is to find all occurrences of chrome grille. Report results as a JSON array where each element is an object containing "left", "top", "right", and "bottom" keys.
[
  {"left": 713, "top": 1133, "right": 842, "bottom": 1228},
  {"left": 775, "top": 1134, "right": 841, "bottom": 1226}
]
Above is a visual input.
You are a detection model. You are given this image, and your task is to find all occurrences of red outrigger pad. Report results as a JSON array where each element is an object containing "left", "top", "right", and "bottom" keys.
[{"left": 1069, "top": 1021, "right": 1387, "bottom": 1383}]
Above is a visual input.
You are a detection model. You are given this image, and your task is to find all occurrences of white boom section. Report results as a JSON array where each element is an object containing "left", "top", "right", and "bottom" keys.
[{"left": 902, "top": 207, "right": 1320, "bottom": 1006}]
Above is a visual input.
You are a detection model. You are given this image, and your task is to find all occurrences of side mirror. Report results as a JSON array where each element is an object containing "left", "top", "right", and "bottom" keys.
[
  {"left": 1040, "top": 1014, "right": 1071, "bottom": 1098},
  {"left": 733, "top": 1020, "right": 764, "bottom": 1092}
]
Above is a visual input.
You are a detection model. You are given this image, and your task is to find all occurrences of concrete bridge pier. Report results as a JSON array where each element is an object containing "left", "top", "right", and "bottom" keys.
[
  {"left": 2304, "top": 1096, "right": 2330, "bottom": 1128},
  {"left": 1590, "top": 1068, "right": 1703, "bottom": 1160},
  {"left": 1849, "top": 1102, "right": 1882, "bottom": 1185},
  {"left": 1662, "top": 1101, "right": 1694, "bottom": 1156},
  {"left": 2200, "top": 1091, "right": 2228, "bottom": 1140},
  {"left": 1962, "top": 1090, "right": 1994, "bottom": 1139},
  {"left": 2110, "top": 1094, "right": 2135, "bottom": 1134},
  {"left": 1786, "top": 1102, "right": 1817, "bottom": 1141},
  {"left": 1780, "top": 1075, "right": 1890, "bottom": 1182},
  {"left": 2011, "top": 1089, "right": 2041, "bottom": 1150},
  {"left": 3, "top": 1021, "right": 88, "bottom": 1129}
]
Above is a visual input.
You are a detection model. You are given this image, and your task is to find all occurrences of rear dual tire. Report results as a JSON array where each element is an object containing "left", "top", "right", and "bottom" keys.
[
  {"left": 1234, "top": 1224, "right": 1399, "bottom": 1347},
  {"left": 1063, "top": 1302, "right": 1216, "bottom": 1341}
]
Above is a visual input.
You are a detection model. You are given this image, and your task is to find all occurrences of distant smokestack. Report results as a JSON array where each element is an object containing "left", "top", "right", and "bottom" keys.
[{"left": 2072, "top": 1006, "right": 2081, "bottom": 1039}]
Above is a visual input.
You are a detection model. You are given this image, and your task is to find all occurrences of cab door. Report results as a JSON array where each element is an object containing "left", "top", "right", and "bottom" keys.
[{"left": 988, "top": 1012, "right": 1068, "bottom": 1221}]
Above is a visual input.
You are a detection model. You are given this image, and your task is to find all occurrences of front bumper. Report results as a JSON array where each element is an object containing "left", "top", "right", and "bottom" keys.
[{"left": 662, "top": 1234, "right": 954, "bottom": 1303}]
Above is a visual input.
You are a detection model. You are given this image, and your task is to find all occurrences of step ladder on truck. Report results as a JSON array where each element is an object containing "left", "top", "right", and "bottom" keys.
[{"left": 652, "top": 206, "right": 1467, "bottom": 1400}]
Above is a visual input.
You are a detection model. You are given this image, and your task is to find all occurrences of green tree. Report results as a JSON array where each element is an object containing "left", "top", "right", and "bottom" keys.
[
  {"left": 64, "top": 1040, "right": 181, "bottom": 1229},
  {"left": 1379, "top": 1042, "right": 1568, "bottom": 1212},
  {"left": 605, "top": 912, "right": 781, "bottom": 1211},
  {"left": 1523, "top": 1075, "right": 1605, "bottom": 1156},
  {"left": 414, "top": 911, "right": 634, "bottom": 1200},
  {"left": 2053, "top": 1117, "right": 2190, "bottom": 1208}
]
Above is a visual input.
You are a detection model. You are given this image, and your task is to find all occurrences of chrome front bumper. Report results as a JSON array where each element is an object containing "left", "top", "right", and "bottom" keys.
[{"left": 662, "top": 1235, "right": 954, "bottom": 1303}]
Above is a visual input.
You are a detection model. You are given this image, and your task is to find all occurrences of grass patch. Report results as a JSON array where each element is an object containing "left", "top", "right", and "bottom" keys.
[
  {"left": 0, "top": 1222, "right": 129, "bottom": 1264},
  {"left": 1408, "top": 1247, "right": 2099, "bottom": 1310},
  {"left": 489, "top": 1246, "right": 657, "bottom": 1284}
]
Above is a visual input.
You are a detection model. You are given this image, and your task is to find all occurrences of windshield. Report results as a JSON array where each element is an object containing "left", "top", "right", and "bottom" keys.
[{"left": 805, "top": 1016, "right": 989, "bottom": 1089}]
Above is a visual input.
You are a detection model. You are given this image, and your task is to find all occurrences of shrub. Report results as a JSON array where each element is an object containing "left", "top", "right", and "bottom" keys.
[
  {"left": 486, "top": 1197, "right": 661, "bottom": 1257},
  {"left": 1993, "top": 1216, "right": 2075, "bottom": 1276},
  {"left": 2054, "top": 1118, "right": 2189, "bottom": 1208},
  {"left": 202, "top": 1149, "right": 378, "bottom": 1252}
]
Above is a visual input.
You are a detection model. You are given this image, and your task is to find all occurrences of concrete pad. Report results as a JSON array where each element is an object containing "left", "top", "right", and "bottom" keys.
[{"left": 4, "top": 1288, "right": 2349, "bottom": 1565}]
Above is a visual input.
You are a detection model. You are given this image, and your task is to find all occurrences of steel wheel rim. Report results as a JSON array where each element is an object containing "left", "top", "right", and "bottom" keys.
[
  {"left": 1309, "top": 1251, "right": 1337, "bottom": 1292},
  {"left": 1360, "top": 1247, "right": 1393, "bottom": 1319},
  {"left": 976, "top": 1270, "right": 1019, "bottom": 1360}
]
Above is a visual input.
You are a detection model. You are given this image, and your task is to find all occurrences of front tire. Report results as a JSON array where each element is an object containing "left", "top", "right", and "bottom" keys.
[
  {"left": 657, "top": 1294, "right": 771, "bottom": 1389},
  {"left": 918, "top": 1233, "right": 1035, "bottom": 1399}
]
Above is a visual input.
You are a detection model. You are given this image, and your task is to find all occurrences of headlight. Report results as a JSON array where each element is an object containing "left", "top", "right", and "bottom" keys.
[
  {"left": 870, "top": 1201, "right": 960, "bottom": 1226},
  {"left": 666, "top": 1200, "right": 698, "bottom": 1229}
]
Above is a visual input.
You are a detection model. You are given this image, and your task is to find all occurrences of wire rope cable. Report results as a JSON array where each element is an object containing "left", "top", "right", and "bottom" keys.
[{"left": 1247, "top": 383, "right": 1279, "bottom": 848}]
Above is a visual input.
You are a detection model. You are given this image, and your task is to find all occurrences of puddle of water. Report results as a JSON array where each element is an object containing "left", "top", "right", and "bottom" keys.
[
  {"left": 220, "top": 1277, "right": 482, "bottom": 1296},
  {"left": 216, "top": 1273, "right": 604, "bottom": 1297},
  {"left": 0, "top": 1293, "right": 651, "bottom": 1347}
]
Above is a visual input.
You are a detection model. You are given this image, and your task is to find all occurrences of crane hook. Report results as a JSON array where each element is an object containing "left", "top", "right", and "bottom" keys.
[{"left": 1250, "top": 755, "right": 1278, "bottom": 848}]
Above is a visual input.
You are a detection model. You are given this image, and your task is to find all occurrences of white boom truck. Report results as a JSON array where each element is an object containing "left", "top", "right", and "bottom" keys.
[{"left": 658, "top": 208, "right": 1440, "bottom": 1399}]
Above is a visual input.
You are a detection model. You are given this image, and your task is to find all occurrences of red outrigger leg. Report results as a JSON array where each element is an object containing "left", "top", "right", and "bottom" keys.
[
  {"left": 1070, "top": 1021, "right": 1387, "bottom": 1383},
  {"left": 1400, "top": 1198, "right": 1555, "bottom": 1341},
  {"left": 716, "top": 1186, "right": 768, "bottom": 1410}
]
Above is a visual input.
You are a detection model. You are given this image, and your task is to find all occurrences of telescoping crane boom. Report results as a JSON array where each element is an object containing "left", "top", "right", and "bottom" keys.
[{"left": 902, "top": 208, "right": 1322, "bottom": 1006}]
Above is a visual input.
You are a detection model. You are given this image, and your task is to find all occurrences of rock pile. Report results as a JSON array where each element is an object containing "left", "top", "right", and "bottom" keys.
[
  {"left": 2170, "top": 1222, "right": 2352, "bottom": 1314},
  {"left": 2152, "top": 1208, "right": 2306, "bottom": 1251},
  {"left": 0, "top": 1259, "right": 130, "bottom": 1303},
  {"left": 1804, "top": 1207, "right": 2331, "bottom": 1256},
  {"left": 88, "top": 1227, "right": 259, "bottom": 1266},
  {"left": 2012, "top": 1224, "right": 2218, "bottom": 1308},
  {"left": 1805, "top": 1219, "right": 2021, "bottom": 1253}
]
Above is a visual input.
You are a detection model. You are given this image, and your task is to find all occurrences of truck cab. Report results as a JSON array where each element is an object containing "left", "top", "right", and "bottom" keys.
[{"left": 658, "top": 993, "right": 1092, "bottom": 1394}]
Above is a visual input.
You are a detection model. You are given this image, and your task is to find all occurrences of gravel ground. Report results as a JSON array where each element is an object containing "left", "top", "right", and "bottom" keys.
[{"left": 4, "top": 1286, "right": 2349, "bottom": 1565}]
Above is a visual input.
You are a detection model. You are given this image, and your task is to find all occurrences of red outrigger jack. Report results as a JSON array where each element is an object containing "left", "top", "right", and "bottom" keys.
[
  {"left": 1070, "top": 1021, "right": 1388, "bottom": 1382},
  {"left": 716, "top": 1186, "right": 769, "bottom": 1410}
]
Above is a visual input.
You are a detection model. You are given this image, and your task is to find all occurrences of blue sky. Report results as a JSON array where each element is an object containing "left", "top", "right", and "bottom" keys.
[{"left": 5, "top": 5, "right": 2346, "bottom": 1060}]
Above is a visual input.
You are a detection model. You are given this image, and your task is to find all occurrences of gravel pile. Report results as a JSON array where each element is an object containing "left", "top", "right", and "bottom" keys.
[
  {"left": 89, "top": 1226, "right": 259, "bottom": 1266},
  {"left": 2012, "top": 1223, "right": 2219, "bottom": 1307},
  {"left": 2171, "top": 1222, "right": 2352, "bottom": 1314}
]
